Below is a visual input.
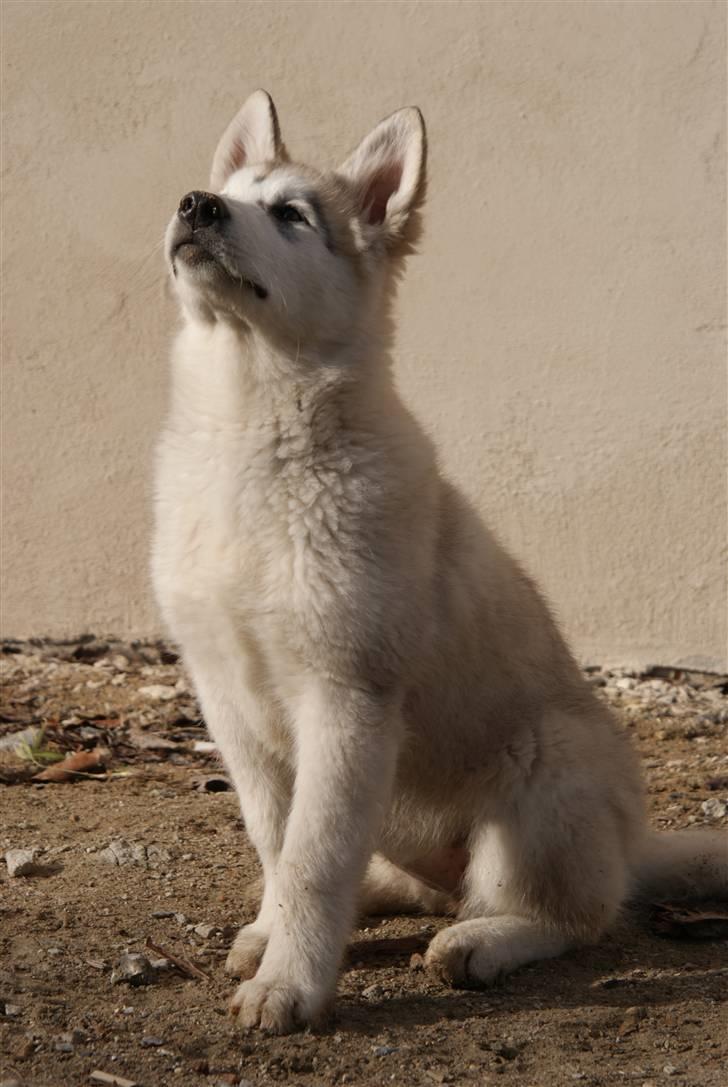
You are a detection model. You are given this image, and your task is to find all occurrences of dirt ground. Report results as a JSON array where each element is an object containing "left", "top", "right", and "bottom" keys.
[{"left": 1, "top": 641, "right": 727, "bottom": 1087}]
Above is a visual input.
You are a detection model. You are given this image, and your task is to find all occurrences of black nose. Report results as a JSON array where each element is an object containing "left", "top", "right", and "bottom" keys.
[{"left": 177, "top": 190, "right": 228, "bottom": 230}]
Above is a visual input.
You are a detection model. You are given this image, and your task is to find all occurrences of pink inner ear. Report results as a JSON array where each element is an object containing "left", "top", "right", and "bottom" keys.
[
  {"left": 363, "top": 160, "right": 403, "bottom": 225},
  {"left": 226, "top": 137, "right": 247, "bottom": 176}
]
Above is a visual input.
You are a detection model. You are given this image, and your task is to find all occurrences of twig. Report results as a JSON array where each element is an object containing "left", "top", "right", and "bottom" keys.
[{"left": 144, "top": 936, "right": 212, "bottom": 982}]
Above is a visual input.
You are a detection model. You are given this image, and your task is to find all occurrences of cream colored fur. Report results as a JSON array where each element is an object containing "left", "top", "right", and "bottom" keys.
[{"left": 152, "top": 91, "right": 727, "bottom": 1034}]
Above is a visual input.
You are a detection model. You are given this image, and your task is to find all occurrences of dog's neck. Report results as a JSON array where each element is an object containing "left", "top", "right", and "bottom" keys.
[{"left": 169, "top": 315, "right": 394, "bottom": 440}]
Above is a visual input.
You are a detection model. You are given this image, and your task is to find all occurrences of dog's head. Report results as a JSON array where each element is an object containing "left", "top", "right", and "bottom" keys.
[{"left": 166, "top": 90, "right": 426, "bottom": 347}]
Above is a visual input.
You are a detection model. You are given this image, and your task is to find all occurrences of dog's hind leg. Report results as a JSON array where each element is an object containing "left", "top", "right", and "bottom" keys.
[
  {"left": 426, "top": 756, "right": 632, "bottom": 987},
  {"left": 360, "top": 854, "right": 453, "bottom": 917}
]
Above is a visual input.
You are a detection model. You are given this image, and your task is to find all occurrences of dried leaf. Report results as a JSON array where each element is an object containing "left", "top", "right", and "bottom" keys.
[
  {"left": 33, "top": 747, "right": 107, "bottom": 783},
  {"left": 651, "top": 902, "right": 728, "bottom": 940},
  {"left": 129, "top": 727, "right": 182, "bottom": 752}
]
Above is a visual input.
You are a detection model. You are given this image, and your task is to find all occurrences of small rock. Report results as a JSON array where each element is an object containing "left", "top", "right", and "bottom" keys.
[
  {"left": 1, "top": 1002, "right": 21, "bottom": 1018},
  {"left": 97, "top": 840, "right": 145, "bottom": 867},
  {"left": 138, "top": 684, "right": 178, "bottom": 701},
  {"left": 10, "top": 1036, "right": 34, "bottom": 1060},
  {"left": 373, "top": 1045, "right": 399, "bottom": 1056},
  {"left": 701, "top": 798, "right": 727, "bottom": 819},
  {"left": 193, "top": 923, "right": 220, "bottom": 940},
  {"left": 97, "top": 839, "right": 171, "bottom": 869},
  {"left": 361, "top": 984, "right": 384, "bottom": 1002},
  {"left": 152, "top": 909, "right": 174, "bottom": 918},
  {"left": 141, "top": 1036, "right": 165, "bottom": 1047},
  {"left": 5, "top": 848, "right": 38, "bottom": 878},
  {"left": 0, "top": 726, "right": 42, "bottom": 752},
  {"left": 618, "top": 1006, "right": 646, "bottom": 1035},
  {"left": 492, "top": 1042, "right": 519, "bottom": 1060},
  {"left": 409, "top": 953, "right": 426, "bottom": 972},
  {"left": 146, "top": 844, "right": 172, "bottom": 868},
  {"left": 111, "top": 952, "right": 155, "bottom": 987},
  {"left": 62, "top": 1029, "right": 85, "bottom": 1044},
  {"left": 663, "top": 1066, "right": 681, "bottom": 1077},
  {"left": 615, "top": 677, "right": 636, "bottom": 690}
]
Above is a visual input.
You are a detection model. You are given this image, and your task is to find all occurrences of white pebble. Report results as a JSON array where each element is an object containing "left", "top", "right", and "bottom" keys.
[
  {"left": 138, "top": 684, "right": 178, "bottom": 701},
  {"left": 701, "top": 798, "right": 727, "bottom": 819},
  {"left": 5, "top": 848, "right": 38, "bottom": 877}
]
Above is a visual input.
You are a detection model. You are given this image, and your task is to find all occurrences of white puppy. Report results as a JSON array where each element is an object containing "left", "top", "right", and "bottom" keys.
[{"left": 152, "top": 91, "right": 727, "bottom": 1034}]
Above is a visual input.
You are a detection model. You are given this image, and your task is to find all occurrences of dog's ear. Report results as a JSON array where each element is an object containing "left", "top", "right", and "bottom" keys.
[
  {"left": 338, "top": 107, "right": 426, "bottom": 246},
  {"left": 210, "top": 90, "right": 285, "bottom": 191}
]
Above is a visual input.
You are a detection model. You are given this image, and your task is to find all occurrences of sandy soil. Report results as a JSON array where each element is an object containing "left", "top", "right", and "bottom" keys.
[{"left": 1, "top": 642, "right": 727, "bottom": 1087}]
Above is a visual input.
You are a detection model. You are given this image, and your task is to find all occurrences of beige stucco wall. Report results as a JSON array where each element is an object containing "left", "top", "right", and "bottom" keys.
[{"left": 2, "top": 0, "right": 726, "bottom": 670}]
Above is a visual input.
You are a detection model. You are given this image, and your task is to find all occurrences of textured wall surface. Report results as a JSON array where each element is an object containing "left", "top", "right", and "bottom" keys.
[{"left": 2, "top": 0, "right": 726, "bottom": 669}]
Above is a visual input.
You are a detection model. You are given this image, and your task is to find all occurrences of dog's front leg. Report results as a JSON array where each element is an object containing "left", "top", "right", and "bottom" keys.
[{"left": 230, "top": 678, "right": 401, "bottom": 1034}]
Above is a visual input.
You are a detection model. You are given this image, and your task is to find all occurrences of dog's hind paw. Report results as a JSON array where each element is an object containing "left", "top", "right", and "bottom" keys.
[{"left": 425, "top": 916, "right": 572, "bottom": 989}]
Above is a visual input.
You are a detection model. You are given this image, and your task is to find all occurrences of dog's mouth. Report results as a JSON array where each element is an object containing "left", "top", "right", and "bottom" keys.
[{"left": 171, "top": 240, "right": 268, "bottom": 299}]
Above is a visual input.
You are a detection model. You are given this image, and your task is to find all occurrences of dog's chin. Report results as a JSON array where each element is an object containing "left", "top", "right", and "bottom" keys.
[
  {"left": 171, "top": 241, "right": 224, "bottom": 283},
  {"left": 174, "top": 241, "right": 215, "bottom": 268},
  {"left": 171, "top": 243, "right": 268, "bottom": 301}
]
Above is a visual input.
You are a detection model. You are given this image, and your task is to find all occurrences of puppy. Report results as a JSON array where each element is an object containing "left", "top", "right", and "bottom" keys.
[{"left": 152, "top": 90, "right": 727, "bottom": 1034}]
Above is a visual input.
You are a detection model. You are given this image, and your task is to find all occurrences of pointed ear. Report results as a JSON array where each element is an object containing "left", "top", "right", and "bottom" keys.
[
  {"left": 337, "top": 107, "right": 426, "bottom": 245},
  {"left": 210, "top": 89, "right": 284, "bottom": 191}
]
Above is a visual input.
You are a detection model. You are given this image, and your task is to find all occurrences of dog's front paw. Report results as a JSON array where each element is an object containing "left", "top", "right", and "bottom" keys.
[
  {"left": 229, "top": 974, "right": 328, "bottom": 1034},
  {"left": 224, "top": 924, "right": 268, "bottom": 979}
]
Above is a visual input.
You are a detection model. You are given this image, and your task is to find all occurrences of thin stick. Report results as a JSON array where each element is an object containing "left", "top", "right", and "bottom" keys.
[{"left": 144, "top": 936, "right": 212, "bottom": 982}]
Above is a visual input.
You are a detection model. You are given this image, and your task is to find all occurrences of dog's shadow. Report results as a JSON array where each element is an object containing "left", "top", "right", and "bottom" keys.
[{"left": 332, "top": 904, "right": 728, "bottom": 1034}]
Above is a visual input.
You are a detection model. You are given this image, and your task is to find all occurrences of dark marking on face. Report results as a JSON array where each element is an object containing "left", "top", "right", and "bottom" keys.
[
  {"left": 271, "top": 215, "right": 300, "bottom": 243},
  {"left": 307, "top": 194, "right": 335, "bottom": 253}
]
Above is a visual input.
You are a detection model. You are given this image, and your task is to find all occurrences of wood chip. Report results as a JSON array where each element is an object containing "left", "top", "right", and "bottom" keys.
[{"left": 89, "top": 1072, "right": 139, "bottom": 1087}]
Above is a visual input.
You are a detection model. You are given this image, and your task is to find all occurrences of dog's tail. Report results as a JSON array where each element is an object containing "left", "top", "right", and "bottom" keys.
[{"left": 631, "top": 829, "right": 728, "bottom": 899}]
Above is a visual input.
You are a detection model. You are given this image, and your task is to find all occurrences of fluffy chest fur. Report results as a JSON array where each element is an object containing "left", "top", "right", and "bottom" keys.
[{"left": 151, "top": 323, "right": 431, "bottom": 693}]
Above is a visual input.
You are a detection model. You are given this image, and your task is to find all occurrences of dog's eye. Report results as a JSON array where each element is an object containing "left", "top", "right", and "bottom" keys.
[{"left": 271, "top": 203, "right": 306, "bottom": 225}]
